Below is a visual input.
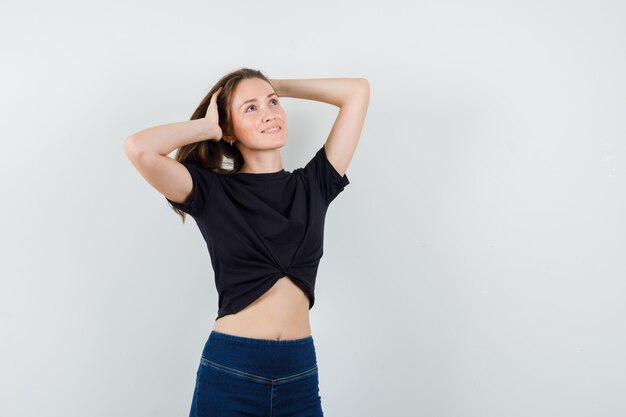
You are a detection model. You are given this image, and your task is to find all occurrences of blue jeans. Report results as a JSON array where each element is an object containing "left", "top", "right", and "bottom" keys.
[{"left": 189, "top": 330, "right": 324, "bottom": 417}]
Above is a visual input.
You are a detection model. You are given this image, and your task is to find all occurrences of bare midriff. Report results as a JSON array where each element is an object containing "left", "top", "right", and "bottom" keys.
[{"left": 213, "top": 276, "right": 312, "bottom": 341}]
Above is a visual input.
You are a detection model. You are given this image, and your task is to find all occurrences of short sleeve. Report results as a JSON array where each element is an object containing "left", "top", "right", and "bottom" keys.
[
  {"left": 303, "top": 145, "right": 350, "bottom": 205},
  {"left": 165, "top": 161, "right": 212, "bottom": 216}
]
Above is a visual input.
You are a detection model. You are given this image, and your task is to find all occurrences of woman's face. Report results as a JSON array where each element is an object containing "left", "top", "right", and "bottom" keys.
[{"left": 229, "top": 78, "right": 288, "bottom": 151}]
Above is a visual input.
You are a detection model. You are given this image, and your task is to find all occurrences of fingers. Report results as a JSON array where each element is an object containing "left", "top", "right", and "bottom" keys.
[{"left": 211, "top": 87, "right": 222, "bottom": 101}]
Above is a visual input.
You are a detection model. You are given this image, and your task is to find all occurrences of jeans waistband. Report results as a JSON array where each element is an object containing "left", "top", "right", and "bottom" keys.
[
  {"left": 201, "top": 330, "right": 318, "bottom": 379},
  {"left": 209, "top": 330, "right": 314, "bottom": 345}
]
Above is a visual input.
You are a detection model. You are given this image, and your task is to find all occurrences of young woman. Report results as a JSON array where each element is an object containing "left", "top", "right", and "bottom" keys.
[{"left": 124, "top": 68, "right": 369, "bottom": 416}]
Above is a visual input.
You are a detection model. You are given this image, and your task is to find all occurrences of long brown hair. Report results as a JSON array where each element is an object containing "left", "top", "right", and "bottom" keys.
[{"left": 168, "top": 67, "right": 276, "bottom": 223}]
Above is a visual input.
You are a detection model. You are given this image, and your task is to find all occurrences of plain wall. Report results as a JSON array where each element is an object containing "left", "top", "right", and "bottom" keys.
[{"left": 1, "top": 1, "right": 625, "bottom": 416}]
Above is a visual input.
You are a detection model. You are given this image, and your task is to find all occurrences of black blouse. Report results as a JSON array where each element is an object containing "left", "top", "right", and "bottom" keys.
[{"left": 165, "top": 145, "right": 350, "bottom": 320}]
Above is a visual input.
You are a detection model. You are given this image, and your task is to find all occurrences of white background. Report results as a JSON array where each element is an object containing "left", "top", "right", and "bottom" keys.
[{"left": 1, "top": 1, "right": 625, "bottom": 416}]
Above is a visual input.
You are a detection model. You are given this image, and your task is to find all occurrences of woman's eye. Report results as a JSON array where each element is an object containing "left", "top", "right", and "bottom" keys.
[{"left": 246, "top": 99, "right": 278, "bottom": 112}]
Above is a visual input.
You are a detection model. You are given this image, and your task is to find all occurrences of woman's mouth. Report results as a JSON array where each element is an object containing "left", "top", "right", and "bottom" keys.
[{"left": 262, "top": 127, "right": 282, "bottom": 134}]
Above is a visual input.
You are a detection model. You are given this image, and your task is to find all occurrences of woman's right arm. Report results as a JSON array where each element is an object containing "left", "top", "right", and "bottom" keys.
[
  {"left": 123, "top": 118, "right": 220, "bottom": 206},
  {"left": 123, "top": 88, "right": 223, "bottom": 206}
]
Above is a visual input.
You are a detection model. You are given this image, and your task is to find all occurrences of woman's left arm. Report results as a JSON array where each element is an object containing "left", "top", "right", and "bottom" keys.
[
  {"left": 270, "top": 78, "right": 367, "bottom": 108},
  {"left": 270, "top": 78, "right": 370, "bottom": 177}
]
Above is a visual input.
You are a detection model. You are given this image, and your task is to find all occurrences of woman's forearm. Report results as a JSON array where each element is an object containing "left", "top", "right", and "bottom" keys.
[
  {"left": 270, "top": 78, "right": 369, "bottom": 107},
  {"left": 124, "top": 118, "right": 219, "bottom": 157}
]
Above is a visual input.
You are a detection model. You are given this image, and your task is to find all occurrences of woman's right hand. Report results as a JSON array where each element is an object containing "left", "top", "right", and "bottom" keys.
[{"left": 204, "top": 87, "right": 223, "bottom": 141}]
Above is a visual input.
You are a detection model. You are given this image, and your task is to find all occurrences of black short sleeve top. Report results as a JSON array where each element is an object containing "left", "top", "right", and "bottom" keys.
[{"left": 165, "top": 145, "right": 350, "bottom": 320}]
